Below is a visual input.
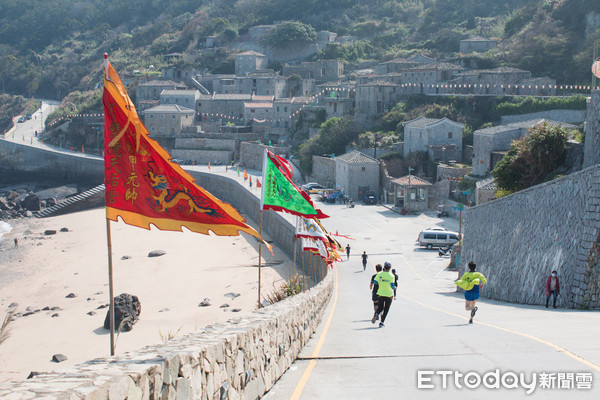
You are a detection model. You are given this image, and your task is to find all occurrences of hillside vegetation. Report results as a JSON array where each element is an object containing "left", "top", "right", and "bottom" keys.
[{"left": 0, "top": 0, "right": 599, "bottom": 98}]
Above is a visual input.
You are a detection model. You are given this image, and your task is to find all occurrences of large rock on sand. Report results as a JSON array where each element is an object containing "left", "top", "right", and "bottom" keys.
[
  {"left": 21, "top": 194, "right": 41, "bottom": 211},
  {"left": 103, "top": 293, "right": 141, "bottom": 332}
]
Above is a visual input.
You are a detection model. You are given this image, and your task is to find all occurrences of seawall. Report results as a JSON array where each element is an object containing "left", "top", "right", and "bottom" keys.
[
  {"left": 460, "top": 164, "right": 600, "bottom": 309},
  {"left": 0, "top": 138, "right": 103, "bottom": 183}
]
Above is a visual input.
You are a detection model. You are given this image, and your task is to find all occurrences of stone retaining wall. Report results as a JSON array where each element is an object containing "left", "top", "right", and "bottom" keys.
[
  {"left": 500, "top": 109, "right": 586, "bottom": 125},
  {"left": 0, "top": 273, "right": 334, "bottom": 400},
  {"left": 460, "top": 164, "right": 600, "bottom": 309}
]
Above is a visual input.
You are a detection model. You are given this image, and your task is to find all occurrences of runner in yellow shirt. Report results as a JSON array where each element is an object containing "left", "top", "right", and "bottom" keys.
[
  {"left": 455, "top": 261, "right": 487, "bottom": 324},
  {"left": 371, "top": 262, "right": 396, "bottom": 328}
]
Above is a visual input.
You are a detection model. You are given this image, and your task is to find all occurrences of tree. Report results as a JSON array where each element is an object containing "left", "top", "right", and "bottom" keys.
[
  {"left": 298, "top": 116, "right": 360, "bottom": 173},
  {"left": 492, "top": 123, "right": 569, "bottom": 193},
  {"left": 261, "top": 21, "right": 317, "bottom": 48}
]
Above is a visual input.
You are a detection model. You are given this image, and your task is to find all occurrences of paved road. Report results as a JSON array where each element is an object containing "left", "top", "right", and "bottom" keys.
[
  {"left": 263, "top": 201, "right": 600, "bottom": 399},
  {"left": 4, "top": 100, "right": 58, "bottom": 147}
]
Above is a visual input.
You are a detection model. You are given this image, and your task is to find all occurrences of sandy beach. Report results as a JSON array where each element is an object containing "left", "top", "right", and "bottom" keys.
[{"left": 0, "top": 207, "right": 293, "bottom": 383}]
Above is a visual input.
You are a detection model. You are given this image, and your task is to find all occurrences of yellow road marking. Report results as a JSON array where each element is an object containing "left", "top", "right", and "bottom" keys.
[
  {"left": 398, "top": 294, "right": 600, "bottom": 373},
  {"left": 290, "top": 266, "right": 339, "bottom": 400}
]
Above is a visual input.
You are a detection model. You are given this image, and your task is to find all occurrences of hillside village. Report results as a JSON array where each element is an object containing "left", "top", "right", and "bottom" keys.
[{"left": 115, "top": 22, "right": 589, "bottom": 212}]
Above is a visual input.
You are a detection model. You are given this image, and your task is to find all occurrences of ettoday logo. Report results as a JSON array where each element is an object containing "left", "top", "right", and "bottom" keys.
[{"left": 417, "top": 370, "right": 593, "bottom": 394}]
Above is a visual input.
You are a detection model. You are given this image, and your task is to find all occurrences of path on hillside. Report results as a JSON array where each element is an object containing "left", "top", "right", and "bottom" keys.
[{"left": 262, "top": 201, "right": 600, "bottom": 399}]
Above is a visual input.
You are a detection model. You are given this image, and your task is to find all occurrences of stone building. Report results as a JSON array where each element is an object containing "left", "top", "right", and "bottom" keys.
[
  {"left": 143, "top": 105, "right": 195, "bottom": 147},
  {"left": 235, "top": 51, "right": 269, "bottom": 76},
  {"left": 317, "top": 31, "right": 337, "bottom": 43},
  {"left": 400, "top": 62, "right": 464, "bottom": 94},
  {"left": 354, "top": 81, "right": 401, "bottom": 124},
  {"left": 391, "top": 175, "right": 432, "bottom": 211},
  {"left": 402, "top": 117, "right": 465, "bottom": 162},
  {"left": 334, "top": 151, "right": 380, "bottom": 201},
  {"left": 159, "top": 89, "right": 199, "bottom": 110},
  {"left": 374, "top": 58, "right": 420, "bottom": 75},
  {"left": 472, "top": 119, "right": 577, "bottom": 176},
  {"left": 475, "top": 177, "right": 498, "bottom": 206},
  {"left": 136, "top": 80, "right": 188, "bottom": 111},
  {"left": 459, "top": 37, "right": 497, "bottom": 54},
  {"left": 447, "top": 67, "right": 556, "bottom": 96},
  {"left": 212, "top": 73, "right": 287, "bottom": 98},
  {"left": 248, "top": 25, "right": 274, "bottom": 42},
  {"left": 282, "top": 60, "right": 344, "bottom": 83},
  {"left": 197, "top": 94, "right": 253, "bottom": 121}
]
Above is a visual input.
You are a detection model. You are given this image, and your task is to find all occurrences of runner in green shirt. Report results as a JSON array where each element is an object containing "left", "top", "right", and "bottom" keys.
[{"left": 371, "top": 261, "right": 396, "bottom": 327}]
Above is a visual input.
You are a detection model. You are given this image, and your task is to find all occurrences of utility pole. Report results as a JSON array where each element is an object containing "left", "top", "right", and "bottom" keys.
[{"left": 407, "top": 167, "right": 414, "bottom": 214}]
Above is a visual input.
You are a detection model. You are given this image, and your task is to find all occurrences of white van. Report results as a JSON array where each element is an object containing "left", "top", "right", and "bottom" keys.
[{"left": 417, "top": 229, "right": 460, "bottom": 249}]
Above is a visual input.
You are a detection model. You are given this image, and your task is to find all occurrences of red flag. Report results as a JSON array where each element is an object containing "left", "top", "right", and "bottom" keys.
[
  {"left": 102, "top": 54, "right": 266, "bottom": 242},
  {"left": 256, "top": 178, "right": 261, "bottom": 188}
]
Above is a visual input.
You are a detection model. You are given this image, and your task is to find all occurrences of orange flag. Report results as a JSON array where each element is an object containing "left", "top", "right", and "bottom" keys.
[
  {"left": 243, "top": 169, "right": 248, "bottom": 180},
  {"left": 208, "top": 161, "right": 211, "bottom": 171},
  {"left": 102, "top": 54, "right": 267, "bottom": 242}
]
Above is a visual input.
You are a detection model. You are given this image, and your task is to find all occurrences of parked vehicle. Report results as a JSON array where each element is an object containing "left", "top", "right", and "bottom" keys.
[
  {"left": 363, "top": 191, "right": 377, "bottom": 205},
  {"left": 301, "top": 182, "right": 323, "bottom": 193},
  {"left": 438, "top": 245, "right": 453, "bottom": 257},
  {"left": 417, "top": 229, "right": 460, "bottom": 250},
  {"left": 17, "top": 117, "right": 25, "bottom": 123}
]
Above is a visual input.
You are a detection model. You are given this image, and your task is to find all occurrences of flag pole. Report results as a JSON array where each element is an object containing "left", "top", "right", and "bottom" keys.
[
  {"left": 302, "top": 250, "right": 305, "bottom": 292},
  {"left": 258, "top": 210, "right": 263, "bottom": 309},
  {"left": 105, "top": 217, "right": 115, "bottom": 356},
  {"left": 293, "top": 217, "right": 298, "bottom": 277}
]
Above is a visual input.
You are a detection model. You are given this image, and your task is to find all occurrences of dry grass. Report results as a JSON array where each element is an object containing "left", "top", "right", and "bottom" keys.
[
  {"left": 263, "top": 274, "right": 304, "bottom": 305},
  {"left": 0, "top": 310, "right": 15, "bottom": 347}
]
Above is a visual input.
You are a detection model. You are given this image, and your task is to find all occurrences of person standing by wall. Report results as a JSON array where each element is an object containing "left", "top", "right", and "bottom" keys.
[
  {"left": 546, "top": 270, "right": 560, "bottom": 309},
  {"left": 371, "top": 262, "right": 396, "bottom": 328},
  {"left": 455, "top": 261, "right": 487, "bottom": 324}
]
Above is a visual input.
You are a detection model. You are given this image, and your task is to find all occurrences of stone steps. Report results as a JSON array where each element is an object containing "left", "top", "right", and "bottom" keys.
[{"left": 35, "top": 184, "right": 105, "bottom": 218}]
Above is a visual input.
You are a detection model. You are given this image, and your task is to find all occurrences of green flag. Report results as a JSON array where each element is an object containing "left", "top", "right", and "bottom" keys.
[{"left": 260, "top": 149, "right": 328, "bottom": 219}]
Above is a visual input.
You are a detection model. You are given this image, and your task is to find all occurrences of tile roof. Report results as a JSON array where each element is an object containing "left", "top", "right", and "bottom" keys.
[
  {"left": 212, "top": 94, "right": 253, "bottom": 100},
  {"left": 237, "top": 50, "right": 266, "bottom": 57},
  {"left": 335, "top": 150, "right": 379, "bottom": 164},
  {"left": 403, "top": 116, "right": 442, "bottom": 127},
  {"left": 244, "top": 102, "right": 273, "bottom": 108},
  {"left": 476, "top": 177, "right": 497, "bottom": 190},
  {"left": 145, "top": 104, "right": 195, "bottom": 113},
  {"left": 475, "top": 119, "right": 578, "bottom": 136},
  {"left": 138, "top": 80, "right": 186, "bottom": 87},
  {"left": 252, "top": 95, "right": 274, "bottom": 101},
  {"left": 160, "top": 89, "right": 199, "bottom": 96},
  {"left": 461, "top": 36, "right": 495, "bottom": 42},
  {"left": 392, "top": 175, "right": 432, "bottom": 186}
]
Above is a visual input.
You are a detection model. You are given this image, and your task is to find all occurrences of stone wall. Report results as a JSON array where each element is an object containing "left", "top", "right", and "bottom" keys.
[
  {"left": 238, "top": 143, "right": 289, "bottom": 171},
  {"left": 583, "top": 90, "right": 600, "bottom": 169},
  {"left": 0, "top": 139, "right": 104, "bottom": 183},
  {"left": 171, "top": 149, "right": 232, "bottom": 164},
  {"left": 1, "top": 273, "right": 334, "bottom": 400},
  {"left": 500, "top": 109, "right": 586, "bottom": 125},
  {"left": 175, "top": 138, "right": 236, "bottom": 151},
  {"left": 0, "top": 169, "right": 333, "bottom": 399},
  {"left": 308, "top": 156, "right": 335, "bottom": 188},
  {"left": 460, "top": 165, "right": 600, "bottom": 309}
]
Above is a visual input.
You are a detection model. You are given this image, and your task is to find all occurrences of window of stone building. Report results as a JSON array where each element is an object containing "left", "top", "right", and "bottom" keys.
[
  {"left": 251, "top": 109, "right": 255, "bottom": 113},
  {"left": 448, "top": 132, "right": 452, "bottom": 138},
  {"left": 150, "top": 114, "right": 154, "bottom": 118},
  {"left": 172, "top": 115, "right": 176, "bottom": 119},
  {"left": 160, "top": 115, "right": 164, "bottom": 119},
  {"left": 419, "top": 132, "right": 422, "bottom": 138},
  {"left": 361, "top": 167, "right": 365, "bottom": 171},
  {"left": 277, "top": 106, "right": 280, "bottom": 112},
  {"left": 284, "top": 107, "right": 288, "bottom": 112}
]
